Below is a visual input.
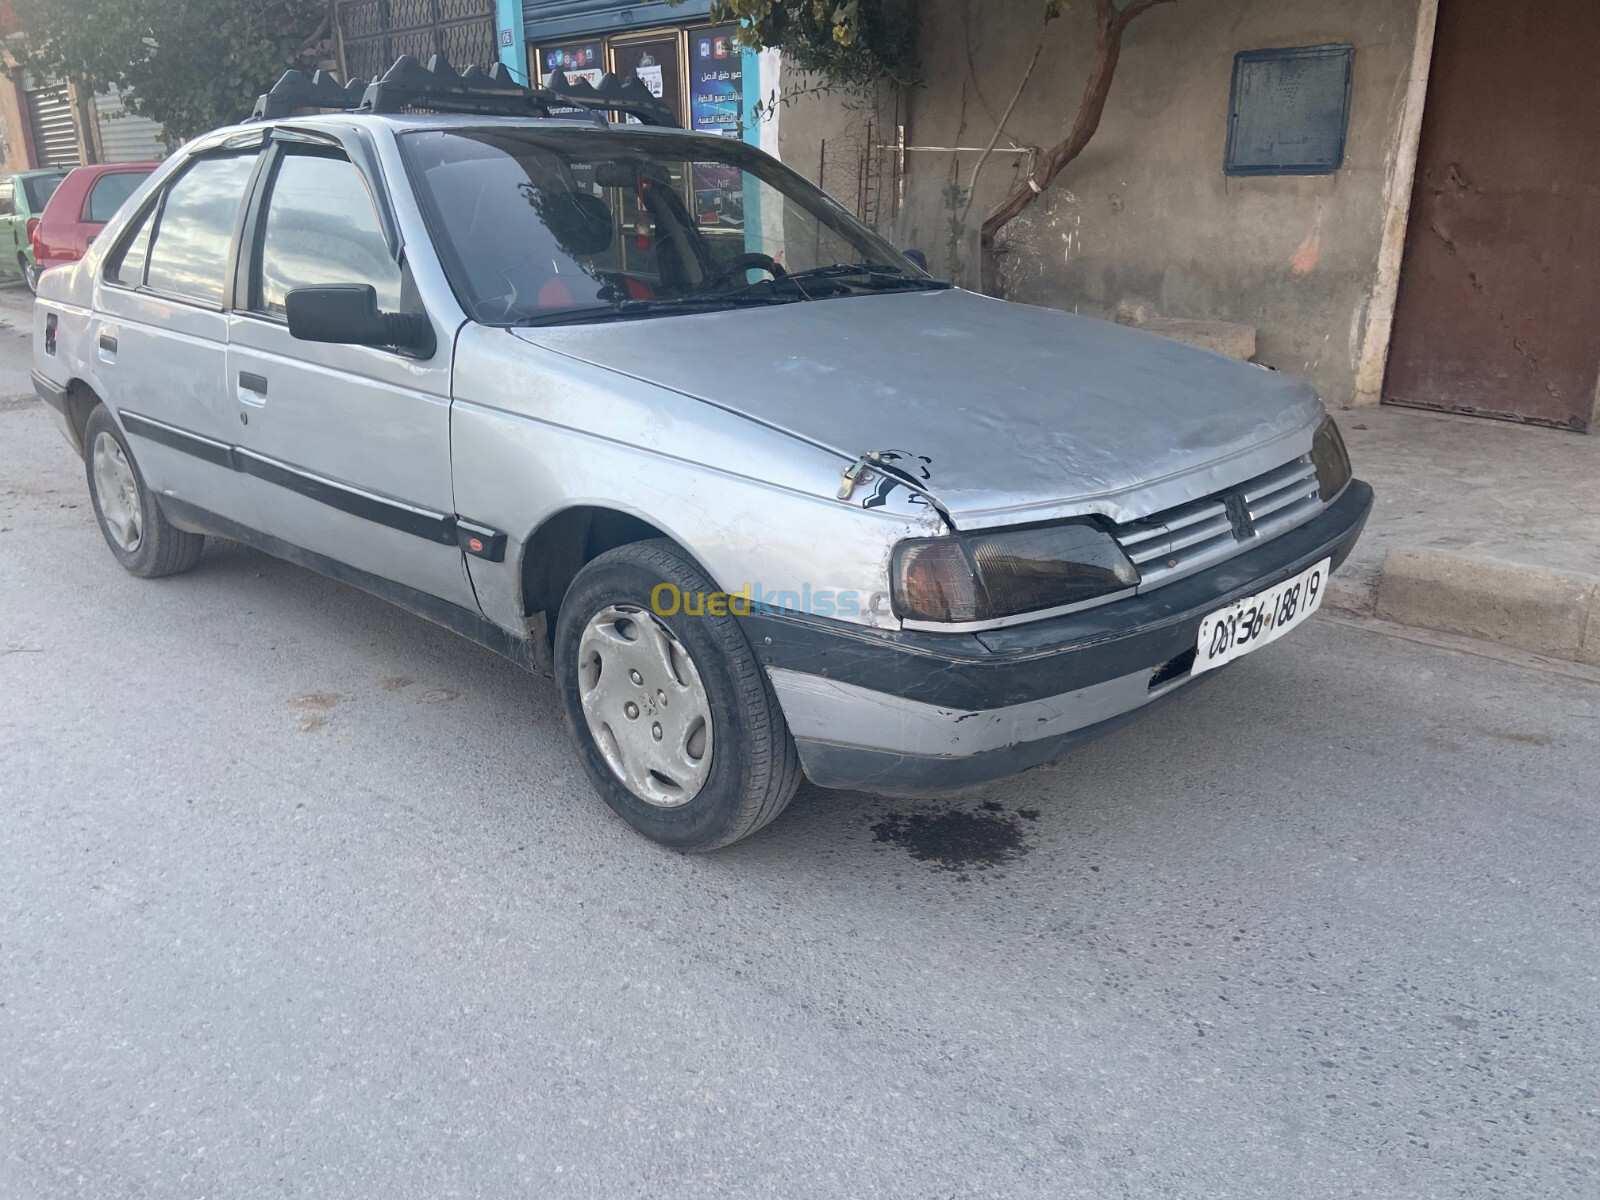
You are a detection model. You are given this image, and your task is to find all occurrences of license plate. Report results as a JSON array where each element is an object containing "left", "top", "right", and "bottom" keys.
[{"left": 1192, "top": 558, "right": 1330, "bottom": 675}]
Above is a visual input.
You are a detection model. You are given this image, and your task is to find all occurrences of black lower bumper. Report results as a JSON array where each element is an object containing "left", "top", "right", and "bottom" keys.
[
  {"left": 744, "top": 480, "right": 1371, "bottom": 712},
  {"left": 748, "top": 480, "right": 1372, "bottom": 793}
]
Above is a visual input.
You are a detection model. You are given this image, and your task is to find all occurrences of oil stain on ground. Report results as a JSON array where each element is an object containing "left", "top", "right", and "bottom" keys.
[{"left": 871, "top": 804, "right": 1035, "bottom": 876}]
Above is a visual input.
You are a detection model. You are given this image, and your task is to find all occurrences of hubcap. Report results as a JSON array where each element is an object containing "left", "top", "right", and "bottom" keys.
[
  {"left": 91, "top": 432, "right": 143, "bottom": 553},
  {"left": 577, "top": 604, "right": 713, "bottom": 807}
]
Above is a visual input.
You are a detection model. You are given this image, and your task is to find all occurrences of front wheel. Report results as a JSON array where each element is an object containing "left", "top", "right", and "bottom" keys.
[{"left": 554, "top": 539, "right": 801, "bottom": 850}]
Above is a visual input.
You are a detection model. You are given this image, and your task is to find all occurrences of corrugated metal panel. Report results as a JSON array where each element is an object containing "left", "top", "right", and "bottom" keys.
[
  {"left": 26, "top": 84, "right": 80, "bottom": 168},
  {"left": 93, "top": 88, "right": 167, "bottom": 163},
  {"left": 522, "top": 0, "right": 711, "bottom": 42}
]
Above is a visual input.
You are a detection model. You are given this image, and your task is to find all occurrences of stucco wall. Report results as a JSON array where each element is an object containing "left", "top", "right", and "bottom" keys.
[{"left": 783, "top": 0, "right": 1428, "bottom": 406}]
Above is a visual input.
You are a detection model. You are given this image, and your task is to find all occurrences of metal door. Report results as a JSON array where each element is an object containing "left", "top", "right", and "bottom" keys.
[
  {"left": 1383, "top": 0, "right": 1600, "bottom": 430},
  {"left": 226, "top": 142, "right": 472, "bottom": 608},
  {"left": 25, "top": 83, "right": 82, "bottom": 169}
]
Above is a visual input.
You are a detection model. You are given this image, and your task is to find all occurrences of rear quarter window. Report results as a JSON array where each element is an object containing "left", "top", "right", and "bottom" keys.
[
  {"left": 22, "top": 174, "right": 64, "bottom": 212},
  {"left": 84, "top": 172, "right": 150, "bottom": 224}
]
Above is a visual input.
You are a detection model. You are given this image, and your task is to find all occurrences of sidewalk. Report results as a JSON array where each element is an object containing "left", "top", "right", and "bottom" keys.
[{"left": 1326, "top": 402, "right": 1600, "bottom": 664}]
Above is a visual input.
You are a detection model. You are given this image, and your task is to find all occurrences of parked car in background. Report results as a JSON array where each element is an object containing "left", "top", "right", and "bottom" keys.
[
  {"left": 0, "top": 168, "right": 69, "bottom": 292},
  {"left": 30, "top": 163, "right": 160, "bottom": 291}
]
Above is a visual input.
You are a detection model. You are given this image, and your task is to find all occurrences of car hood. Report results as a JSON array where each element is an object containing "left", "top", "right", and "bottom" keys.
[{"left": 512, "top": 288, "right": 1325, "bottom": 528}]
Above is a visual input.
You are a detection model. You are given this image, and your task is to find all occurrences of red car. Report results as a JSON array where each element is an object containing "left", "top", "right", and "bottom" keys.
[{"left": 30, "top": 162, "right": 160, "bottom": 287}]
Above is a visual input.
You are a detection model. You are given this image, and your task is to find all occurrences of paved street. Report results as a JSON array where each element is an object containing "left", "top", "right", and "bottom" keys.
[{"left": 2, "top": 287, "right": 1598, "bottom": 1199}]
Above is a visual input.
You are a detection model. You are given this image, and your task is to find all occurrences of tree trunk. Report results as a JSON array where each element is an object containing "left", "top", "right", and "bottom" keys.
[{"left": 978, "top": 0, "right": 1172, "bottom": 269}]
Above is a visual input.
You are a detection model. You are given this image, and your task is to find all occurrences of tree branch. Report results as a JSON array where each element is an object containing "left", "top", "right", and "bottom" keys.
[
  {"left": 961, "top": 29, "right": 1047, "bottom": 223},
  {"left": 978, "top": 0, "right": 1174, "bottom": 251},
  {"left": 1116, "top": 0, "right": 1177, "bottom": 28}
]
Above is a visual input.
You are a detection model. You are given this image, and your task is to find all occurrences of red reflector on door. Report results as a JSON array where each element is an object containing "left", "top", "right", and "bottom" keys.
[{"left": 468, "top": 536, "right": 484, "bottom": 553}]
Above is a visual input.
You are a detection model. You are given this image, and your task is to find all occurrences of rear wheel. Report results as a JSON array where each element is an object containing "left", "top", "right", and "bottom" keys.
[
  {"left": 20, "top": 253, "right": 37, "bottom": 294},
  {"left": 554, "top": 538, "right": 801, "bottom": 850},
  {"left": 83, "top": 406, "right": 205, "bottom": 578}
]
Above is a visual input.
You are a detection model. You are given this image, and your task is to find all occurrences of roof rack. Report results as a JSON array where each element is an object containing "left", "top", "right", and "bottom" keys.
[
  {"left": 250, "top": 54, "right": 679, "bottom": 128},
  {"left": 251, "top": 68, "right": 366, "bottom": 121}
]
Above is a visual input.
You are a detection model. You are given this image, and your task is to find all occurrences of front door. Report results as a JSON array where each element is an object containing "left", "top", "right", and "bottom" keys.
[
  {"left": 226, "top": 141, "right": 472, "bottom": 608},
  {"left": 1383, "top": 0, "right": 1600, "bottom": 430}
]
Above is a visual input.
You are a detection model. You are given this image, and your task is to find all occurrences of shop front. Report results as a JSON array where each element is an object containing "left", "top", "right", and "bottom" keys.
[
  {"left": 522, "top": 1, "right": 754, "bottom": 144},
  {"left": 520, "top": 0, "right": 771, "bottom": 278}
]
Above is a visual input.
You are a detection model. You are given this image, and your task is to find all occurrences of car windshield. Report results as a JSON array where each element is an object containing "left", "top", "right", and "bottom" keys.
[
  {"left": 23, "top": 172, "right": 65, "bottom": 212},
  {"left": 400, "top": 126, "right": 943, "bottom": 326}
]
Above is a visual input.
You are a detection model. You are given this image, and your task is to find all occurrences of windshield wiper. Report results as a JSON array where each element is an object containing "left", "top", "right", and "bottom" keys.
[
  {"left": 512, "top": 292, "right": 800, "bottom": 328},
  {"left": 734, "top": 263, "right": 951, "bottom": 299},
  {"left": 784, "top": 262, "right": 908, "bottom": 283}
]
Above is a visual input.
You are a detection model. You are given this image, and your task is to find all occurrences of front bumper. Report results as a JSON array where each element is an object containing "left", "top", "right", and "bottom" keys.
[{"left": 745, "top": 480, "right": 1373, "bottom": 795}]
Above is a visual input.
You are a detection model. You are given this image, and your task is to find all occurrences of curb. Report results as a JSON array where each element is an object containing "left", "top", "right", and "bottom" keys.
[{"left": 1325, "top": 548, "right": 1600, "bottom": 667}]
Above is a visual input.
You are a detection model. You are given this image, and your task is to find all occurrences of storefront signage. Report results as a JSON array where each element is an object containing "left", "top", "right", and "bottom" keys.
[
  {"left": 540, "top": 41, "right": 605, "bottom": 87},
  {"left": 689, "top": 25, "right": 742, "bottom": 137}
]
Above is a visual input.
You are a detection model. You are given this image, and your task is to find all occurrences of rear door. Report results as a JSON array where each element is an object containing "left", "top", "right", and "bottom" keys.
[
  {"left": 225, "top": 136, "right": 472, "bottom": 607},
  {"left": 94, "top": 147, "right": 264, "bottom": 526}
]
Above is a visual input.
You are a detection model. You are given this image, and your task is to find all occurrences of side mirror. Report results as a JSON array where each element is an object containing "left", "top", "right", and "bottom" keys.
[
  {"left": 285, "top": 284, "right": 435, "bottom": 358},
  {"left": 902, "top": 248, "right": 929, "bottom": 272}
]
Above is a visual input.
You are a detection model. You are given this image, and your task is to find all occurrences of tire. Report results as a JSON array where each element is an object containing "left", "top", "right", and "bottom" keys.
[
  {"left": 20, "top": 253, "right": 36, "bottom": 294},
  {"left": 555, "top": 538, "right": 802, "bottom": 851},
  {"left": 83, "top": 405, "right": 205, "bottom": 578}
]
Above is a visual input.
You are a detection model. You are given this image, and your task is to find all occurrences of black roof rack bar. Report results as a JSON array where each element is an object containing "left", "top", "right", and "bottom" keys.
[
  {"left": 247, "top": 54, "right": 681, "bottom": 128},
  {"left": 364, "top": 54, "right": 680, "bottom": 127},
  {"left": 251, "top": 68, "right": 366, "bottom": 121},
  {"left": 360, "top": 55, "right": 565, "bottom": 119},
  {"left": 540, "top": 69, "right": 679, "bottom": 127}
]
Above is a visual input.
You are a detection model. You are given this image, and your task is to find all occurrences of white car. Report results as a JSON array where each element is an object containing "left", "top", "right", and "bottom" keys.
[{"left": 33, "top": 58, "right": 1371, "bottom": 849}]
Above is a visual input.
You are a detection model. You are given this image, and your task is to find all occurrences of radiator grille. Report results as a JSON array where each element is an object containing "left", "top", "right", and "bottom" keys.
[{"left": 1112, "top": 456, "right": 1321, "bottom": 590}]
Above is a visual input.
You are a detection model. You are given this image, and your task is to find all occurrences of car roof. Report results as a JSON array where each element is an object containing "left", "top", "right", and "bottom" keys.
[
  {"left": 66, "top": 162, "right": 162, "bottom": 176},
  {"left": 195, "top": 110, "right": 704, "bottom": 149}
]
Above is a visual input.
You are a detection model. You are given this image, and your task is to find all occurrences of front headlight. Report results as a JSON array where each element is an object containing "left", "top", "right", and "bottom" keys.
[
  {"left": 1311, "top": 415, "right": 1352, "bottom": 502},
  {"left": 891, "top": 522, "right": 1140, "bottom": 625}
]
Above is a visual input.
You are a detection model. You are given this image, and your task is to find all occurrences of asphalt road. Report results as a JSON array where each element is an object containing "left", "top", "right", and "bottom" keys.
[{"left": 2, "top": 285, "right": 1598, "bottom": 1199}]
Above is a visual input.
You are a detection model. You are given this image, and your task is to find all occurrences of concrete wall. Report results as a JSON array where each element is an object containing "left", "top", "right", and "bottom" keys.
[{"left": 781, "top": 0, "right": 1430, "bottom": 406}]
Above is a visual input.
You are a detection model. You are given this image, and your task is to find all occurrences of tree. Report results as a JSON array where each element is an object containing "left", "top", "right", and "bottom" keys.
[
  {"left": 714, "top": 0, "right": 1173, "bottom": 277},
  {"left": 711, "top": 0, "right": 919, "bottom": 87},
  {"left": 10, "top": 0, "right": 330, "bottom": 144}
]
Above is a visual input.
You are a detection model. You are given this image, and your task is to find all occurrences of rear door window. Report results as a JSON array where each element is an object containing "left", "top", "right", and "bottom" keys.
[
  {"left": 144, "top": 154, "right": 257, "bottom": 307},
  {"left": 84, "top": 172, "right": 149, "bottom": 223},
  {"left": 106, "top": 204, "right": 157, "bottom": 287}
]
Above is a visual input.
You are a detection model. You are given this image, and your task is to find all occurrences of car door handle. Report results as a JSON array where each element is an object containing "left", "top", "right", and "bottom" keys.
[
  {"left": 98, "top": 332, "right": 117, "bottom": 354},
  {"left": 238, "top": 371, "right": 268, "bottom": 396}
]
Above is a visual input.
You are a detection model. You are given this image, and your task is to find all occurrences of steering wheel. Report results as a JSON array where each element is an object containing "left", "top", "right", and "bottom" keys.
[{"left": 712, "top": 252, "right": 786, "bottom": 290}]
